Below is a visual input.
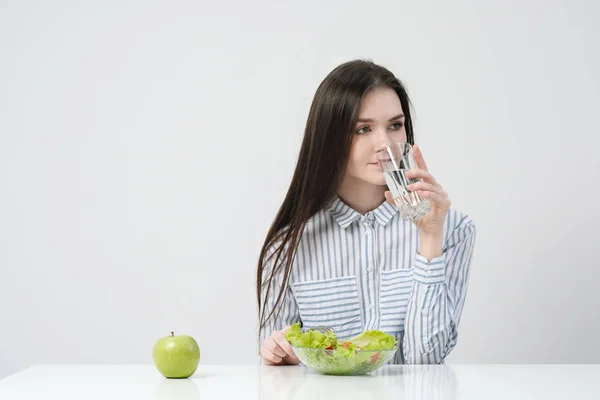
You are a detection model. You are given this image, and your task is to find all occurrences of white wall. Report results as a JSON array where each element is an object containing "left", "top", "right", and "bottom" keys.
[{"left": 1, "top": 0, "right": 599, "bottom": 379}]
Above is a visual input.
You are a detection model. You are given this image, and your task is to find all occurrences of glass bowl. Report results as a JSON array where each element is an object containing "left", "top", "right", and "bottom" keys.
[{"left": 292, "top": 345, "right": 397, "bottom": 375}]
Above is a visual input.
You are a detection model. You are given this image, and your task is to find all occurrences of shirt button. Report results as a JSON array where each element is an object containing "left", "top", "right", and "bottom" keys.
[
  {"left": 366, "top": 213, "right": 375, "bottom": 221},
  {"left": 365, "top": 229, "right": 372, "bottom": 236},
  {"left": 366, "top": 266, "right": 373, "bottom": 272}
]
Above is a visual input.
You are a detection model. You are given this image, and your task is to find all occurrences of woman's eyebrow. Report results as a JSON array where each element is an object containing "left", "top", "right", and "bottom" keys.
[{"left": 356, "top": 113, "right": 405, "bottom": 123}]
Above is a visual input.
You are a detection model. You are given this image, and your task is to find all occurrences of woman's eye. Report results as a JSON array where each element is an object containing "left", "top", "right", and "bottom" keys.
[
  {"left": 390, "top": 122, "right": 404, "bottom": 130},
  {"left": 357, "top": 126, "right": 371, "bottom": 134}
]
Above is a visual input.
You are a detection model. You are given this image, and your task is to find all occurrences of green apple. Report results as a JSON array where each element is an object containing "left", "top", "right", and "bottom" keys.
[{"left": 152, "top": 331, "right": 200, "bottom": 379}]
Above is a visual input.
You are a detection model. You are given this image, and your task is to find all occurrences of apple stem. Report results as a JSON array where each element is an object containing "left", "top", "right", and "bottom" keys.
[{"left": 171, "top": 331, "right": 174, "bottom": 337}]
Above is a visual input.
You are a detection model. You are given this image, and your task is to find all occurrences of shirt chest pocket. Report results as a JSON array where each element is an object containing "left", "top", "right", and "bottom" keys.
[
  {"left": 380, "top": 268, "right": 414, "bottom": 333},
  {"left": 291, "top": 276, "right": 363, "bottom": 339}
]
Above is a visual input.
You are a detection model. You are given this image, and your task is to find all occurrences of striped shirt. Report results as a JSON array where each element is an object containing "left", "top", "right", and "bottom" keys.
[{"left": 260, "top": 195, "right": 476, "bottom": 364}]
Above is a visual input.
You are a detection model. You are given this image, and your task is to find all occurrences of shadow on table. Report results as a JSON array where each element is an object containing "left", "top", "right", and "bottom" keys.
[
  {"left": 259, "top": 364, "right": 459, "bottom": 400},
  {"left": 152, "top": 378, "right": 200, "bottom": 400}
]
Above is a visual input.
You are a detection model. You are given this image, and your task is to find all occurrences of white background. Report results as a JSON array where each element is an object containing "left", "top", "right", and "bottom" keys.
[{"left": 1, "top": 0, "right": 599, "bottom": 379}]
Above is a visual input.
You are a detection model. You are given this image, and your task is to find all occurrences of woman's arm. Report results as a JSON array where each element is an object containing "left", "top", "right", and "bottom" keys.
[
  {"left": 260, "top": 282, "right": 301, "bottom": 345},
  {"left": 403, "top": 213, "right": 477, "bottom": 364},
  {"left": 259, "top": 247, "right": 301, "bottom": 363}
]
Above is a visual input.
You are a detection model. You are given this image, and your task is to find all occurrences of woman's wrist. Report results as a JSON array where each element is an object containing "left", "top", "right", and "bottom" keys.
[{"left": 418, "top": 232, "right": 443, "bottom": 262}]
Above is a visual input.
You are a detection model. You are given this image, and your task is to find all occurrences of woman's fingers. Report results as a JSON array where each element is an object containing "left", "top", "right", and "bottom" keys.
[
  {"left": 413, "top": 144, "right": 429, "bottom": 172},
  {"left": 260, "top": 328, "right": 300, "bottom": 365},
  {"left": 405, "top": 168, "right": 440, "bottom": 186},
  {"left": 384, "top": 191, "right": 395, "bottom": 205},
  {"left": 408, "top": 181, "right": 445, "bottom": 195},
  {"left": 284, "top": 353, "right": 301, "bottom": 365},
  {"left": 261, "top": 347, "right": 283, "bottom": 365},
  {"left": 276, "top": 327, "right": 299, "bottom": 363},
  {"left": 416, "top": 190, "right": 451, "bottom": 208},
  {"left": 266, "top": 336, "right": 287, "bottom": 358},
  {"left": 272, "top": 331, "right": 299, "bottom": 362}
]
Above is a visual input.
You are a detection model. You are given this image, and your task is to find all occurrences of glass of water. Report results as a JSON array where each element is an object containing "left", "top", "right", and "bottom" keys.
[{"left": 377, "top": 142, "right": 431, "bottom": 221}]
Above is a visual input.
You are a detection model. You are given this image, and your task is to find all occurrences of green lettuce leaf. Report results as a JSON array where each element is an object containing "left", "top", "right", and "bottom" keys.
[
  {"left": 284, "top": 323, "right": 337, "bottom": 349},
  {"left": 285, "top": 323, "right": 396, "bottom": 351},
  {"left": 345, "top": 330, "right": 397, "bottom": 350}
]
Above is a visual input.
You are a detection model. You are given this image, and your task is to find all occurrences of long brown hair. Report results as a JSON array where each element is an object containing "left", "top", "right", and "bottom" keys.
[{"left": 256, "top": 59, "right": 415, "bottom": 338}]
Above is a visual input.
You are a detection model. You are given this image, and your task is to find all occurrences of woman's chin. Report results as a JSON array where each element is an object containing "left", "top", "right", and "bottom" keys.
[
  {"left": 350, "top": 171, "right": 387, "bottom": 187},
  {"left": 363, "top": 179, "right": 387, "bottom": 188},
  {"left": 370, "top": 175, "right": 387, "bottom": 187}
]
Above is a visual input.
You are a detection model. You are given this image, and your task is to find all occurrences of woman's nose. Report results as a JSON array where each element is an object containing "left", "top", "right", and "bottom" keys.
[{"left": 374, "top": 127, "right": 393, "bottom": 152}]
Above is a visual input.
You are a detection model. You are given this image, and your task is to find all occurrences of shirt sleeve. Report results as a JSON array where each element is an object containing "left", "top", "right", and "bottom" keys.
[
  {"left": 259, "top": 244, "right": 301, "bottom": 347},
  {"left": 403, "top": 211, "right": 477, "bottom": 364}
]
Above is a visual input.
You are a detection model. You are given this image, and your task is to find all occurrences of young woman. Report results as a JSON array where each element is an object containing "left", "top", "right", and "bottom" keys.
[{"left": 256, "top": 60, "right": 476, "bottom": 365}]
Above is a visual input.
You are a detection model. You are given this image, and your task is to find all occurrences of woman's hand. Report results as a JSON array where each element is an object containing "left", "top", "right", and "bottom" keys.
[
  {"left": 385, "top": 144, "right": 451, "bottom": 238},
  {"left": 260, "top": 326, "right": 301, "bottom": 365}
]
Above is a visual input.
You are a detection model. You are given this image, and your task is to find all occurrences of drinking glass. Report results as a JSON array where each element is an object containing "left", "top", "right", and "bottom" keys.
[{"left": 376, "top": 142, "right": 431, "bottom": 221}]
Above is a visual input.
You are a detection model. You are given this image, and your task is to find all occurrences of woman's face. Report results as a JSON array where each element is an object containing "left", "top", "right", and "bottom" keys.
[{"left": 344, "top": 87, "right": 408, "bottom": 186}]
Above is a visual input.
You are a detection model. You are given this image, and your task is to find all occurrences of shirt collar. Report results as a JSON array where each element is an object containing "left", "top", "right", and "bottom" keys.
[{"left": 328, "top": 194, "right": 398, "bottom": 229}]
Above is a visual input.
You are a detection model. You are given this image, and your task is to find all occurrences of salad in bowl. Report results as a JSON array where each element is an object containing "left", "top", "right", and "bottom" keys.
[{"left": 284, "top": 323, "right": 397, "bottom": 375}]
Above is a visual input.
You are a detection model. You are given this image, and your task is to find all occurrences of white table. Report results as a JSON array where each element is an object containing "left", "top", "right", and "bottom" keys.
[{"left": 0, "top": 364, "right": 599, "bottom": 399}]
